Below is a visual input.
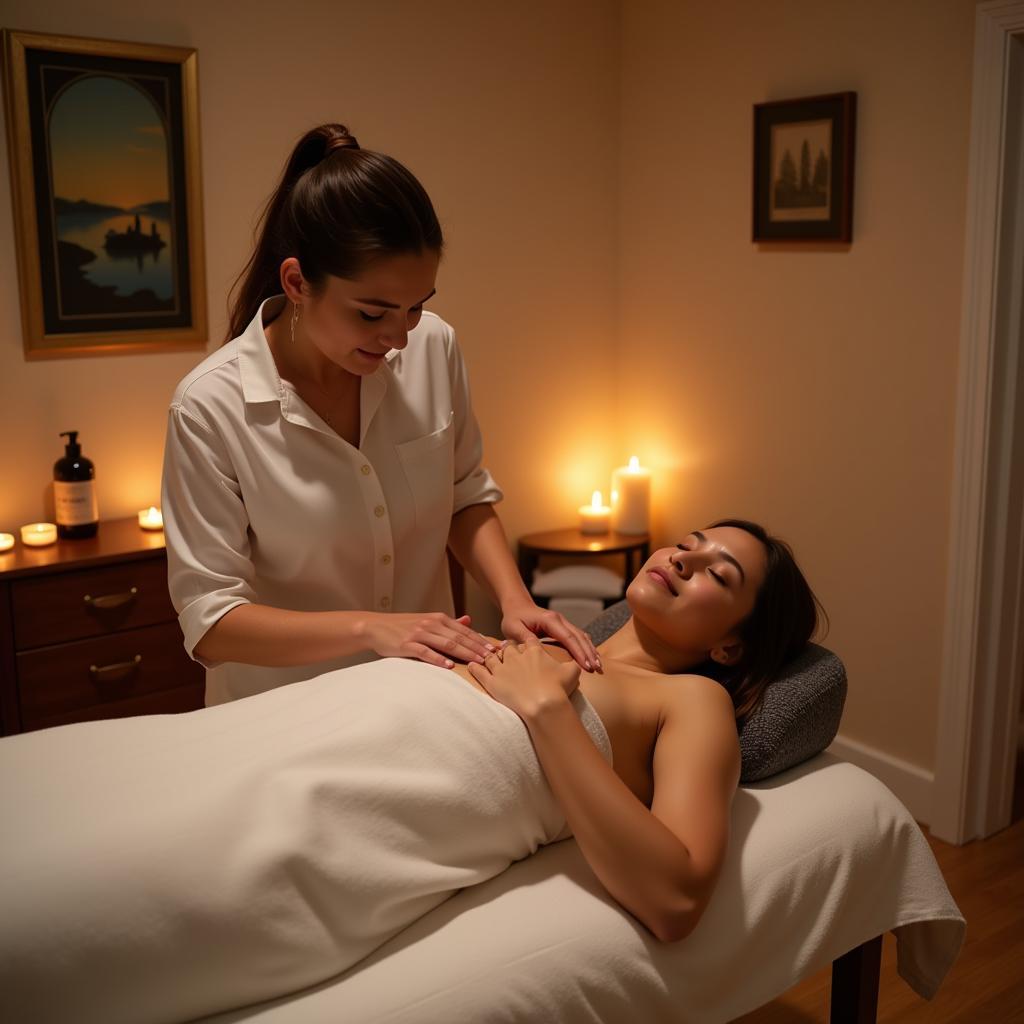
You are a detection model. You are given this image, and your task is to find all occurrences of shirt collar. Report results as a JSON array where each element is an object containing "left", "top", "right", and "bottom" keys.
[
  {"left": 237, "top": 295, "right": 288, "bottom": 405},
  {"left": 237, "top": 294, "right": 400, "bottom": 407}
]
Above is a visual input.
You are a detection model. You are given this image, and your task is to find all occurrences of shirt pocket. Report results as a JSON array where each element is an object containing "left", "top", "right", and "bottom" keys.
[{"left": 396, "top": 411, "right": 455, "bottom": 535}]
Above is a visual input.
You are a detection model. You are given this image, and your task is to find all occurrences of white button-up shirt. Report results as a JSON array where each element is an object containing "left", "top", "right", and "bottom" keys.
[{"left": 161, "top": 295, "right": 502, "bottom": 705}]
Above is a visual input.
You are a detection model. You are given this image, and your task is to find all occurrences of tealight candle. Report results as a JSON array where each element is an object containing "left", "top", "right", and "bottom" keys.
[
  {"left": 578, "top": 490, "right": 611, "bottom": 535},
  {"left": 138, "top": 506, "right": 164, "bottom": 531},
  {"left": 611, "top": 455, "right": 652, "bottom": 535},
  {"left": 20, "top": 522, "right": 57, "bottom": 547},
  {"left": 0, "top": 533, "right": 14, "bottom": 552}
]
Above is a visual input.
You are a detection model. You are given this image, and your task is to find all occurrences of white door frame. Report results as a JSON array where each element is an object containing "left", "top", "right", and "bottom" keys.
[{"left": 931, "top": 0, "right": 1024, "bottom": 844}]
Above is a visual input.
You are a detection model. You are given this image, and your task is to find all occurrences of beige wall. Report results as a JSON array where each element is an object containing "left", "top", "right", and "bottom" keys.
[
  {"left": 0, "top": 0, "right": 980, "bottom": 773},
  {"left": 0, "top": 0, "right": 619, "bottom": 545},
  {"left": 618, "top": 0, "right": 977, "bottom": 769}
]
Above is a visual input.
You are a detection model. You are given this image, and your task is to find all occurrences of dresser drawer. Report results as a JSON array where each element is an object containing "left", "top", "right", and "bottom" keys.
[
  {"left": 11, "top": 556, "right": 175, "bottom": 650},
  {"left": 17, "top": 621, "right": 204, "bottom": 729},
  {"left": 22, "top": 683, "right": 205, "bottom": 733}
]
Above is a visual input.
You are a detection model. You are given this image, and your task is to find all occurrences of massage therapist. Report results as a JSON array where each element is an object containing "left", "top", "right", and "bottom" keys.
[{"left": 162, "top": 123, "right": 600, "bottom": 705}]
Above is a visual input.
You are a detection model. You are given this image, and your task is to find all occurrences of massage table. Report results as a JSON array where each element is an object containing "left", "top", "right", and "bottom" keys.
[
  {"left": 0, "top": 608, "right": 963, "bottom": 1024},
  {"left": 197, "top": 750, "right": 963, "bottom": 1024}
]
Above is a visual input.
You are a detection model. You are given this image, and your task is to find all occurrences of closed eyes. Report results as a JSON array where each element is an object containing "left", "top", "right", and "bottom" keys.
[{"left": 676, "top": 542, "right": 729, "bottom": 587}]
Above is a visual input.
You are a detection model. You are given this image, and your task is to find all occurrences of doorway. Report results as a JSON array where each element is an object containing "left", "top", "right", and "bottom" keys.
[{"left": 932, "top": 2, "right": 1024, "bottom": 844}]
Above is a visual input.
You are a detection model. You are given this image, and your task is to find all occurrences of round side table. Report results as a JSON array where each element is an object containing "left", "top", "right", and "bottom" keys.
[{"left": 517, "top": 529, "right": 651, "bottom": 607}]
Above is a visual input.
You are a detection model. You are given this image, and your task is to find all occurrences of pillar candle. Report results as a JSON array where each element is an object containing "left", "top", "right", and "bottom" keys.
[{"left": 610, "top": 456, "right": 651, "bottom": 534}]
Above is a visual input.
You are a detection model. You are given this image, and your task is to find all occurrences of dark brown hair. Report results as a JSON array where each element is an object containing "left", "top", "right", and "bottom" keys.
[
  {"left": 706, "top": 518, "right": 827, "bottom": 728},
  {"left": 225, "top": 123, "right": 444, "bottom": 342}
]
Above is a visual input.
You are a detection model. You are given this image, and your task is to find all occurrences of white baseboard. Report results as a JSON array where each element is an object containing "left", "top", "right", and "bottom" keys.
[{"left": 826, "top": 733, "right": 935, "bottom": 825}]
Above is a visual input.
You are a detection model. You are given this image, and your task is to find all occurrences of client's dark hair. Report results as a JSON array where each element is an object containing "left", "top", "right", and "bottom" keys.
[
  {"left": 226, "top": 123, "right": 444, "bottom": 342},
  {"left": 706, "top": 518, "right": 826, "bottom": 728}
]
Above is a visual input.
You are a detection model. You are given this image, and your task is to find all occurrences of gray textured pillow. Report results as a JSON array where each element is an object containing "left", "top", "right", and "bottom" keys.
[{"left": 583, "top": 600, "right": 846, "bottom": 782}]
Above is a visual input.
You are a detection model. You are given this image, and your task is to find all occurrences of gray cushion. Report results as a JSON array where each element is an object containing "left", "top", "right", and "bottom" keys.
[{"left": 583, "top": 600, "right": 846, "bottom": 782}]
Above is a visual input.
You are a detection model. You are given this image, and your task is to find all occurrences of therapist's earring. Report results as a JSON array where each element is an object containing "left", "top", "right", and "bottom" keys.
[{"left": 290, "top": 303, "right": 300, "bottom": 343}]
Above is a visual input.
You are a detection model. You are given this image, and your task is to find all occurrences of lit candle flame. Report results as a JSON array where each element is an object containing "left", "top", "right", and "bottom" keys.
[
  {"left": 591, "top": 490, "right": 603, "bottom": 509},
  {"left": 628, "top": 455, "right": 640, "bottom": 471}
]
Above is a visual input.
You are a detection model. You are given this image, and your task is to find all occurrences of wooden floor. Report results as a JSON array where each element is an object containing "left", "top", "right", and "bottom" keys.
[{"left": 735, "top": 749, "right": 1024, "bottom": 1023}]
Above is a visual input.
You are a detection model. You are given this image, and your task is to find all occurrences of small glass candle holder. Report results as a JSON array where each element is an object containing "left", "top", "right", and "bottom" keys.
[
  {"left": 138, "top": 506, "right": 164, "bottom": 531},
  {"left": 21, "top": 522, "right": 57, "bottom": 547}
]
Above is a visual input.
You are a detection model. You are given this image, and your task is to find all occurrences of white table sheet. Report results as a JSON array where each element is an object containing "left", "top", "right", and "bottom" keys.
[{"left": 200, "top": 753, "right": 964, "bottom": 1024}]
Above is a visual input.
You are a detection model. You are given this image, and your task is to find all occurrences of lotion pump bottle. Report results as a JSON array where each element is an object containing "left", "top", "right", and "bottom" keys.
[{"left": 54, "top": 430, "right": 99, "bottom": 538}]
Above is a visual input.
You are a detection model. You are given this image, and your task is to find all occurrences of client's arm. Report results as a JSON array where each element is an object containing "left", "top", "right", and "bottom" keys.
[{"left": 469, "top": 637, "right": 739, "bottom": 943}]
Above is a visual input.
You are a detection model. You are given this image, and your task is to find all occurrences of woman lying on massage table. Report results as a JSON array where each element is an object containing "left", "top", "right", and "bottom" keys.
[
  {"left": 458, "top": 516, "right": 820, "bottom": 941},
  {"left": 460, "top": 516, "right": 819, "bottom": 937},
  {"left": 0, "top": 518, "right": 822, "bottom": 1024}
]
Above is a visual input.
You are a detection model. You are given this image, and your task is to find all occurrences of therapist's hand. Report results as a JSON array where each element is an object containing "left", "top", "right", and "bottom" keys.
[
  {"left": 362, "top": 612, "right": 495, "bottom": 670},
  {"left": 499, "top": 599, "right": 603, "bottom": 674},
  {"left": 468, "top": 635, "right": 580, "bottom": 720}
]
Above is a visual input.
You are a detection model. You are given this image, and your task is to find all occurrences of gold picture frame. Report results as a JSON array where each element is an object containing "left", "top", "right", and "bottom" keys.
[{"left": 2, "top": 29, "right": 207, "bottom": 359}]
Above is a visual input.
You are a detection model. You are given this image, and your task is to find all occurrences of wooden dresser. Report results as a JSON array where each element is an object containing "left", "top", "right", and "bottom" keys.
[{"left": 0, "top": 517, "right": 204, "bottom": 736}]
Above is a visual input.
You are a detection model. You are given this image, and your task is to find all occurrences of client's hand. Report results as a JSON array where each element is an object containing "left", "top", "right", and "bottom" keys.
[
  {"left": 363, "top": 612, "right": 495, "bottom": 670},
  {"left": 468, "top": 634, "right": 582, "bottom": 720},
  {"left": 499, "top": 600, "right": 603, "bottom": 673}
]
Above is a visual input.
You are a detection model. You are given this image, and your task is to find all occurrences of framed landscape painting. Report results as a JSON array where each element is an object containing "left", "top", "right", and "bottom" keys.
[
  {"left": 752, "top": 91, "right": 856, "bottom": 243},
  {"left": 1, "top": 30, "right": 207, "bottom": 359}
]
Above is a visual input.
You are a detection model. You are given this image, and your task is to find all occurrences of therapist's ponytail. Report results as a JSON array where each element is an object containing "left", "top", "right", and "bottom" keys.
[{"left": 225, "top": 123, "right": 444, "bottom": 342}]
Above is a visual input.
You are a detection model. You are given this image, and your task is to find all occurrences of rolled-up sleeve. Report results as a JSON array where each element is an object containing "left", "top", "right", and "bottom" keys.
[
  {"left": 161, "top": 404, "right": 257, "bottom": 667},
  {"left": 447, "top": 329, "right": 504, "bottom": 514}
]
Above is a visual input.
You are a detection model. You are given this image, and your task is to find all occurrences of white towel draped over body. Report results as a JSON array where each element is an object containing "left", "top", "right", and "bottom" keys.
[{"left": 0, "top": 658, "right": 612, "bottom": 1024}]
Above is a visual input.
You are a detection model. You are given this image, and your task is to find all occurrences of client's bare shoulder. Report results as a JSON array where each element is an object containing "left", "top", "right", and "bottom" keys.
[{"left": 651, "top": 672, "right": 741, "bottom": 793}]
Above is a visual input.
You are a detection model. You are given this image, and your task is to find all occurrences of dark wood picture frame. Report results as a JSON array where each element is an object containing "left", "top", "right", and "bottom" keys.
[
  {"left": 752, "top": 91, "right": 856, "bottom": 243},
  {"left": 1, "top": 29, "right": 207, "bottom": 359}
]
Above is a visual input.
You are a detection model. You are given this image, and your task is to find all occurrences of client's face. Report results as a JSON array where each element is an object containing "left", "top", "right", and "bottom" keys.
[{"left": 625, "top": 526, "right": 768, "bottom": 664}]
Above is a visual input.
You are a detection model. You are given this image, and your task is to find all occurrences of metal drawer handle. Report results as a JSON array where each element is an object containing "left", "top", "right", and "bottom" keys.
[
  {"left": 89, "top": 655, "right": 142, "bottom": 683},
  {"left": 84, "top": 586, "right": 138, "bottom": 611}
]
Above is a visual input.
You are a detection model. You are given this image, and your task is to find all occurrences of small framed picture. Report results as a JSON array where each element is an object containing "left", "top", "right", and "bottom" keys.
[
  {"left": 1, "top": 29, "right": 207, "bottom": 359},
  {"left": 752, "top": 91, "right": 856, "bottom": 243}
]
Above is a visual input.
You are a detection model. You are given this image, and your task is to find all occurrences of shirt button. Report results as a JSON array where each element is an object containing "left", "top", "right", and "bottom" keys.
[
  {"left": 380, "top": 596, "right": 391, "bottom": 609},
  {"left": 374, "top": 505, "right": 386, "bottom": 518},
  {"left": 381, "top": 553, "right": 392, "bottom": 565},
  {"left": 361, "top": 464, "right": 372, "bottom": 475}
]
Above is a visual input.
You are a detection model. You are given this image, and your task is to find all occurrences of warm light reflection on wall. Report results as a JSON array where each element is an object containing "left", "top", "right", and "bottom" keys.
[
  {"left": 549, "top": 434, "right": 704, "bottom": 536},
  {"left": 539, "top": 413, "right": 617, "bottom": 528},
  {"left": 103, "top": 460, "right": 163, "bottom": 522}
]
